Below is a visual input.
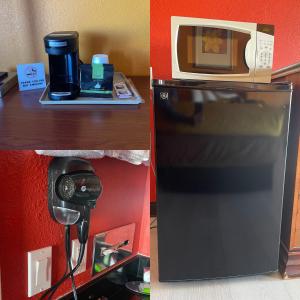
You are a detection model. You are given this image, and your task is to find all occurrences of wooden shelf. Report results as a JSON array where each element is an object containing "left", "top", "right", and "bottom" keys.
[{"left": 0, "top": 76, "right": 150, "bottom": 149}]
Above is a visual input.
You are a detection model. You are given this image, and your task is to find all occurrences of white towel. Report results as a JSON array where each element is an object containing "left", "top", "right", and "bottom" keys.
[{"left": 35, "top": 150, "right": 150, "bottom": 166}]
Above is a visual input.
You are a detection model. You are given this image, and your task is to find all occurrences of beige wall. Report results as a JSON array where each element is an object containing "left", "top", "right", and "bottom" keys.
[{"left": 0, "top": 0, "right": 149, "bottom": 76}]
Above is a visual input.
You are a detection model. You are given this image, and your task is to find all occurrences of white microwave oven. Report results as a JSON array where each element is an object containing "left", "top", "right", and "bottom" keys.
[{"left": 171, "top": 16, "right": 274, "bottom": 83}]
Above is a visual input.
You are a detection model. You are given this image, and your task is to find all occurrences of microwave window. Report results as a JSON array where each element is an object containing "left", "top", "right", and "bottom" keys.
[
  {"left": 195, "top": 28, "right": 232, "bottom": 68},
  {"left": 177, "top": 26, "right": 251, "bottom": 74}
]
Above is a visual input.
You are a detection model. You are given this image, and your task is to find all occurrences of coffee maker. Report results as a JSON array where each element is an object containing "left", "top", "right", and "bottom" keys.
[{"left": 44, "top": 31, "right": 80, "bottom": 100}]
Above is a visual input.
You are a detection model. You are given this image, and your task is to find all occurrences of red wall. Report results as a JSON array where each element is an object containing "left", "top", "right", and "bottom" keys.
[
  {"left": 151, "top": 0, "right": 300, "bottom": 79},
  {"left": 150, "top": 0, "right": 300, "bottom": 202},
  {"left": 0, "top": 151, "right": 149, "bottom": 299}
]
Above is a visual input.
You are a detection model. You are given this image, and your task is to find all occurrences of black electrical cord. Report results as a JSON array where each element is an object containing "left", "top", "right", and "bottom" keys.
[
  {"left": 40, "top": 235, "right": 86, "bottom": 300},
  {"left": 65, "top": 226, "right": 71, "bottom": 272},
  {"left": 45, "top": 227, "right": 71, "bottom": 298},
  {"left": 66, "top": 226, "right": 78, "bottom": 300},
  {"left": 47, "top": 226, "right": 77, "bottom": 299},
  {"left": 40, "top": 243, "right": 85, "bottom": 299},
  {"left": 47, "top": 226, "right": 81, "bottom": 300}
]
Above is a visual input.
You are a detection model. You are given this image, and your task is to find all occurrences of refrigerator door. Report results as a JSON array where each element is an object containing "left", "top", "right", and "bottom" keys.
[{"left": 153, "top": 79, "right": 292, "bottom": 281}]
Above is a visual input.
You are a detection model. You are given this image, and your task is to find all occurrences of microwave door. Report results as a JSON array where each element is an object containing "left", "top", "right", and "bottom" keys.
[{"left": 175, "top": 25, "right": 253, "bottom": 78}]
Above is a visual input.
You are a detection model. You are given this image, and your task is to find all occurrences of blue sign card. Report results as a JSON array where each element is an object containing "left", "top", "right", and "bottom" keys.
[{"left": 17, "top": 63, "right": 46, "bottom": 91}]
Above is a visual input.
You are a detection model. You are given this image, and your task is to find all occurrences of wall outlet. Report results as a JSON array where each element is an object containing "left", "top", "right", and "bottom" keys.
[
  {"left": 71, "top": 240, "right": 87, "bottom": 275},
  {"left": 28, "top": 246, "right": 52, "bottom": 297}
]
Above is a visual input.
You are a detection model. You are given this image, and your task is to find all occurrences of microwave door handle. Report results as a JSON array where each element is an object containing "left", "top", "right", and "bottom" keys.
[{"left": 244, "top": 40, "right": 254, "bottom": 70}]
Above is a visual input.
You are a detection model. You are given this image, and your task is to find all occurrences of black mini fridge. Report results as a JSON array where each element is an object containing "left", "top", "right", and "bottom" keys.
[{"left": 153, "top": 79, "right": 293, "bottom": 281}]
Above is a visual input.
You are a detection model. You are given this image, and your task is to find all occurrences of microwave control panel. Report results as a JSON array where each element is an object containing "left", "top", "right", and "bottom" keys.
[{"left": 256, "top": 32, "right": 274, "bottom": 70}]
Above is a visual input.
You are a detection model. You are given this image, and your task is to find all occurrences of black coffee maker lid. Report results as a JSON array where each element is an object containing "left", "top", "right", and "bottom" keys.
[{"left": 44, "top": 31, "right": 79, "bottom": 55}]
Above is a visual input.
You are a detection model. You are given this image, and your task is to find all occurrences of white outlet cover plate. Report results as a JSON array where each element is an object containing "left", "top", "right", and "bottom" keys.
[
  {"left": 71, "top": 240, "right": 87, "bottom": 275},
  {"left": 28, "top": 246, "right": 52, "bottom": 297}
]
